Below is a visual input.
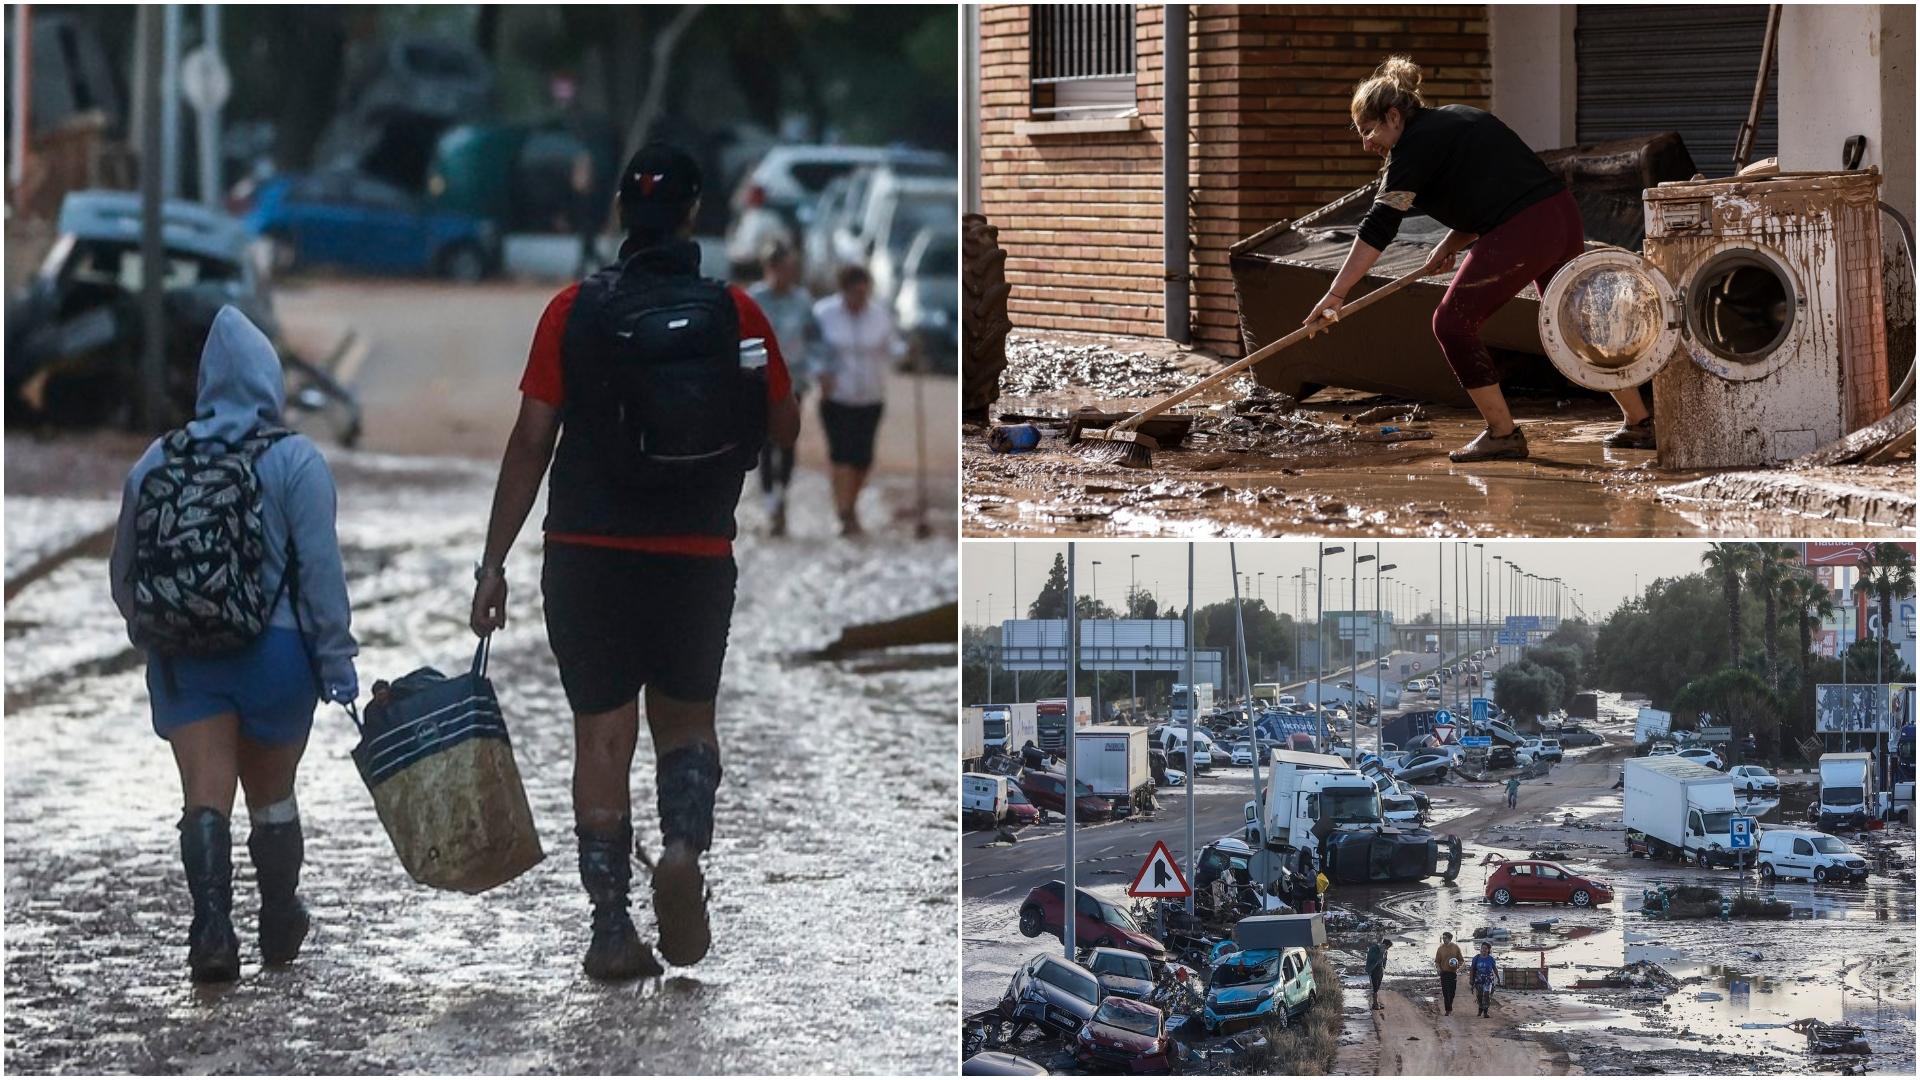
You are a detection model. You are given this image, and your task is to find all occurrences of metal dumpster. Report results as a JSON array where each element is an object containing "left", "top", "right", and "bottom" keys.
[{"left": 1228, "top": 132, "right": 1698, "bottom": 405}]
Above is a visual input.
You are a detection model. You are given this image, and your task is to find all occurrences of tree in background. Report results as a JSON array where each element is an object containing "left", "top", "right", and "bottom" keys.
[
  {"left": 1542, "top": 618, "right": 1595, "bottom": 666},
  {"left": 1493, "top": 660, "right": 1564, "bottom": 724},
  {"left": 1701, "top": 543, "right": 1757, "bottom": 671},
  {"left": 1673, "top": 667, "right": 1785, "bottom": 765},
  {"left": 1521, "top": 644, "right": 1583, "bottom": 710},
  {"left": 1029, "top": 554, "right": 1070, "bottom": 619},
  {"left": 1592, "top": 573, "right": 1758, "bottom": 709},
  {"left": 1746, "top": 543, "right": 1800, "bottom": 691},
  {"left": 1861, "top": 543, "right": 1916, "bottom": 664}
]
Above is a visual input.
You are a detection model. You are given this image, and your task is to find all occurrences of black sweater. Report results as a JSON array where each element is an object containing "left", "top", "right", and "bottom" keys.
[{"left": 1356, "top": 104, "right": 1564, "bottom": 251}]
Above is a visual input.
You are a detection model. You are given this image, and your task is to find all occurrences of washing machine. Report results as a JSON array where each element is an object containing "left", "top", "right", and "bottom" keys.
[{"left": 1536, "top": 168, "right": 1890, "bottom": 469}]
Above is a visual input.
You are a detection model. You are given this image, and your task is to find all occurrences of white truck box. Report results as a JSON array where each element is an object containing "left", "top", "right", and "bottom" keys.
[
  {"left": 1075, "top": 726, "right": 1152, "bottom": 813},
  {"left": 1623, "top": 756, "right": 1739, "bottom": 866}
]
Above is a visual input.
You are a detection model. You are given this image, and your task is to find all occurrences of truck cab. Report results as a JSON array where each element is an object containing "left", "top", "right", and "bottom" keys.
[{"left": 1816, "top": 752, "right": 1874, "bottom": 830}]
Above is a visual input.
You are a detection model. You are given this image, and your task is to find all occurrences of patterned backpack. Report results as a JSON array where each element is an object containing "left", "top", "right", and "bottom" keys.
[{"left": 129, "top": 425, "right": 294, "bottom": 656}]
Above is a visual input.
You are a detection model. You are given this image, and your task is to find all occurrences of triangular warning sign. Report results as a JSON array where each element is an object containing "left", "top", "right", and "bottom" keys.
[
  {"left": 1128, "top": 839, "right": 1192, "bottom": 898},
  {"left": 1434, "top": 724, "right": 1454, "bottom": 742}
]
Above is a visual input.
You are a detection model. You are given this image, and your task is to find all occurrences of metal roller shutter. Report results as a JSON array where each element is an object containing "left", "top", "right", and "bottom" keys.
[{"left": 1576, "top": 4, "right": 1778, "bottom": 177}]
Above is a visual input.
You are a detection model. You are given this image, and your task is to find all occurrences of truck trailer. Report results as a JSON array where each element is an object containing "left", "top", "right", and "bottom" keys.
[
  {"left": 1073, "top": 726, "right": 1154, "bottom": 816},
  {"left": 962, "top": 707, "right": 986, "bottom": 770},
  {"left": 1623, "top": 756, "right": 1740, "bottom": 867}
]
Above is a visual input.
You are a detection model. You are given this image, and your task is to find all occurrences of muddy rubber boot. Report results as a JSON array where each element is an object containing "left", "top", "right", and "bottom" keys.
[
  {"left": 769, "top": 503, "right": 788, "bottom": 538},
  {"left": 577, "top": 821, "right": 662, "bottom": 981},
  {"left": 179, "top": 807, "right": 241, "bottom": 983},
  {"left": 1603, "top": 417, "right": 1656, "bottom": 450},
  {"left": 654, "top": 744, "right": 722, "bottom": 967},
  {"left": 1448, "top": 426, "right": 1529, "bottom": 463},
  {"left": 248, "top": 819, "right": 310, "bottom": 966}
]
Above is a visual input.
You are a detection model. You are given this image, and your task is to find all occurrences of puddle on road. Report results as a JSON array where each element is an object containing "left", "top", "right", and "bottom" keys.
[
  {"left": 4, "top": 457, "right": 956, "bottom": 1074},
  {"left": 966, "top": 389, "right": 1913, "bottom": 538}
]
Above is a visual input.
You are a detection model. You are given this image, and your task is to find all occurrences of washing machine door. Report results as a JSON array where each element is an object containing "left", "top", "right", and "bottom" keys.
[
  {"left": 1676, "top": 242, "right": 1805, "bottom": 383},
  {"left": 1537, "top": 247, "right": 1683, "bottom": 392}
]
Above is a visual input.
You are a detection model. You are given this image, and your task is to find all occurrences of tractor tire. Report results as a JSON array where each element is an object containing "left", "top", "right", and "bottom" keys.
[{"left": 962, "top": 212, "right": 1012, "bottom": 421}]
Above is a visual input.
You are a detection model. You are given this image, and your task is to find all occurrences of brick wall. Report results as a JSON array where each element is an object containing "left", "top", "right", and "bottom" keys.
[{"left": 979, "top": 4, "right": 1489, "bottom": 355}]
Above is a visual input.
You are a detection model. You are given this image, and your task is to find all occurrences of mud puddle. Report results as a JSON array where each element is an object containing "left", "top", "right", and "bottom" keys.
[
  {"left": 4, "top": 450, "right": 956, "bottom": 1074},
  {"left": 969, "top": 364, "right": 1914, "bottom": 537}
]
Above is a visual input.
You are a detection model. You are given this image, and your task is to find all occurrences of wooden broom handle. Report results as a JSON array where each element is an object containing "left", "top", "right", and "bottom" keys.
[{"left": 1114, "top": 268, "right": 1428, "bottom": 433}]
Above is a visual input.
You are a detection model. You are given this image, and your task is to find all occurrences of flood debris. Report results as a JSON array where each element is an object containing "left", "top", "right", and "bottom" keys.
[
  {"left": 1639, "top": 884, "right": 1793, "bottom": 920},
  {"left": 1001, "top": 335, "right": 1236, "bottom": 399},
  {"left": 1794, "top": 1019, "right": 1871, "bottom": 1055}
]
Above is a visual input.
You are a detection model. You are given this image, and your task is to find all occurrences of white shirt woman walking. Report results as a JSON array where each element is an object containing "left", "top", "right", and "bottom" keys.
[{"left": 812, "top": 265, "right": 906, "bottom": 536}]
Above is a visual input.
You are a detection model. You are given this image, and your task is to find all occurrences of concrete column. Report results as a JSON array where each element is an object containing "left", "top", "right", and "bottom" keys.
[
  {"left": 1778, "top": 3, "right": 1915, "bottom": 224},
  {"left": 1488, "top": 4, "right": 1576, "bottom": 149}
]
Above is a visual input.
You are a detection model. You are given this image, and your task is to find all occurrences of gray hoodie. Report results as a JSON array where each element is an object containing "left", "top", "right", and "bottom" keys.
[{"left": 109, "top": 306, "right": 358, "bottom": 696}]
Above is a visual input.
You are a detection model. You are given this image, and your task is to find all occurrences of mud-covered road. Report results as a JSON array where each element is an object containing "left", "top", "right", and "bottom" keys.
[{"left": 5, "top": 281, "right": 960, "bottom": 1074}]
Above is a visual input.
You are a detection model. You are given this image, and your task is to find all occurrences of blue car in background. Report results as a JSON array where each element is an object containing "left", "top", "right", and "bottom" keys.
[{"left": 246, "top": 168, "right": 498, "bottom": 280}]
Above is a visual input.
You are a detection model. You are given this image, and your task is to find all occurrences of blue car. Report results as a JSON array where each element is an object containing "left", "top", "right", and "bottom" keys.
[
  {"left": 246, "top": 169, "right": 498, "bottom": 280},
  {"left": 1201, "top": 945, "right": 1316, "bottom": 1033}
]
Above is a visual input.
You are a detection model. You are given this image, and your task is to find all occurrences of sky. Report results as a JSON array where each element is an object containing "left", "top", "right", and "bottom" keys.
[{"left": 961, "top": 540, "right": 1720, "bottom": 628}]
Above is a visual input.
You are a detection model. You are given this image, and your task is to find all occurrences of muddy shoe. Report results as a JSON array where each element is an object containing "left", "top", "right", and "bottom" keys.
[
  {"left": 1603, "top": 418, "right": 1656, "bottom": 450},
  {"left": 1448, "top": 426, "right": 1529, "bottom": 463},
  {"left": 655, "top": 744, "right": 722, "bottom": 967},
  {"left": 577, "top": 821, "right": 662, "bottom": 981},
  {"left": 769, "top": 504, "right": 788, "bottom": 538},
  {"left": 180, "top": 807, "right": 240, "bottom": 983},
  {"left": 248, "top": 816, "right": 310, "bottom": 966}
]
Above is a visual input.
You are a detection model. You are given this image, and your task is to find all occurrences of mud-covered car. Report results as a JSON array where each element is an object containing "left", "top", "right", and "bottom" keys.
[
  {"left": 1074, "top": 996, "right": 1171, "bottom": 1073},
  {"left": 1002, "top": 952, "right": 1102, "bottom": 1038},
  {"left": 961, "top": 1051, "right": 1047, "bottom": 1075},
  {"left": 1087, "top": 946, "right": 1156, "bottom": 1001},
  {"left": 1201, "top": 945, "right": 1315, "bottom": 1034},
  {"left": 1019, "top": 880, "right": 1167, "bottom": 961},
  {"left": 6, "top": 190, "right": 360, "bottom": 440},
  {"left": 1486, "top": 859, "right": 1613, "bottom": 907}
]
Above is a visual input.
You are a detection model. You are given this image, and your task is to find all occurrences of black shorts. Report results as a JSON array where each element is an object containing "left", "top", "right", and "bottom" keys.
[
  {"left": 820, "top": 400, "right": 883, "bottom": 468},
  {"left": 542, "top": 543, "right": 737, "bottom": 713}
]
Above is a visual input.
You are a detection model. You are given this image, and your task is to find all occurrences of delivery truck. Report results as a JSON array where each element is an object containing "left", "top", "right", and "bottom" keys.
[
  {"left": 1248, "top": 750, "right": 1460, "bottom": 885},
  {"left": 963, "top": 707, "right": 986, "bottom": 770},
  {"left": 1035, "top": 697, "right": 1093, "bottom": 754},
  {"left": 1816, "top": 752, "right": 1875, "bottom": 830},
  {"left": 1172, "top": 683, "right": 1215, "bottom": 724},
  {"left": 1622, "top": 756, "right": 1740, "bottom": 867},
  {"left": 1073, "top": 726, "right": 1154, "bottom": 816},
  {"left": 977, "top": 703, "right": 1039, "bottom": 757}
]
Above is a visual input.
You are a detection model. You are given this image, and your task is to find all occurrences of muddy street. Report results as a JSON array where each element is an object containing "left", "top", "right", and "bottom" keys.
[
  {"left": 4, "top": 276, "right": 959, "bottom": 1074},
  {"left": 964, "top": 334, "right": 1915, "bottom": 539}
]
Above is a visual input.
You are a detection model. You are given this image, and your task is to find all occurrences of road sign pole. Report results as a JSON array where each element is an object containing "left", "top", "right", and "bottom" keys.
[
  {"left": 1065, "top": 542, "right": 1077, "bottom": 960},
  {"left": 1186, "top": 542, "right": 1197, "bottom": 914}
]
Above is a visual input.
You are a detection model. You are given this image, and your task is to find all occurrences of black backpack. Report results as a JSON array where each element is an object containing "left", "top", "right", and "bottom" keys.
[{"left": 128, "top": 425, "right": 293, "bottom": 656}]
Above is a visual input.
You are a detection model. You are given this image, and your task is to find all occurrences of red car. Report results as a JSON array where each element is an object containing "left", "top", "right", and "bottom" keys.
[
  {"left": 1004, "top": 782, "right": 1040, "bottom": 827},
  {"left": 1075, "top": 996, "right": 1171, "bottom": 1074},
  {"left": 1485, "top": 859, "right": 1613, "bottom": 907},
  {"left": 1018, "top": 770, "right": 1116, "bottom": 821},
  {"left": 1019, "top": 880, "right": 1167, "bottom": 960}
]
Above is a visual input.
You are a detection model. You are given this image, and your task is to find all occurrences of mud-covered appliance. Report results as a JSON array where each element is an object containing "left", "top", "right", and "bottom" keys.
[{"left": 1537, "top": 169, "right": 1890, "bottom": 469}]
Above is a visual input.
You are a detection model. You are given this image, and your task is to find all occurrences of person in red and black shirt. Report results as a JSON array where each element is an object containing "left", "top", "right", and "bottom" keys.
[{"left": 469, "top": 144, "right": 799, "bottom": 981}]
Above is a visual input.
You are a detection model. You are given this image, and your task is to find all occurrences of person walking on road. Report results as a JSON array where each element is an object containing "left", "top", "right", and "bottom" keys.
[
  {"left": 469, "top": 143, "right": 801, "bottom": 981},
  {"left": 1366, "top": 937, "right": 1393, "bottom": 1008},
  {"left": 812, "top": 264, "right": 906, "bottom": 537},
  {"left": 1506, "top": 775, "right": 1521, "bottom": 809},
  {"left": 746, "top": 242, "right": 817, "bottom": 537},
  {"left": 1302, "top": 56, "right": 1654, "bottom": 461},
  {"left": 109, "top": 306, "right": 358, "bottom": 983},
  {"left": 1471, "top": 940, "right": 1499, "bottom": 1016},
  {"left": 1435, "top": 931, "right": 1465, "bottom": 1015}
]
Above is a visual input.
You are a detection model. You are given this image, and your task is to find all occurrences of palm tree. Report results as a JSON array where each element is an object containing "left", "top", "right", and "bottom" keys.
[
  {"left": 1867, "top": 543, "right": 1916, "bottom": 667},
  {"left": 1747, "top": 544, "right": 1800, "bottom": 690},
  {"left": 1701, "top": 543, "right": 1757, "bottom": 668},
  {"left": 1790, "top": 572, "right": 1836, "bottom": 694}
]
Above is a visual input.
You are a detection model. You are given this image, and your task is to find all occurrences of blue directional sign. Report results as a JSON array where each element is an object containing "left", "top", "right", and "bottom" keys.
[
  {"left": 1504, "top": 616, "right": 1542, "bottom": 631},
  {"left": 1461, "top": 735, "right": 1493, "bottom": 748},
  {"left": 1434, "top": 709, "right": 1453, "bottom": 727},
  {"left": 1729, "top": 816, "right": 1756, "bottom": 850},
  {"left": 1496, "top": 630, "right": 1527, "bottom": 645},
  {"left": 1471, "top": 698, "right": 1493, "bottom": 722}
]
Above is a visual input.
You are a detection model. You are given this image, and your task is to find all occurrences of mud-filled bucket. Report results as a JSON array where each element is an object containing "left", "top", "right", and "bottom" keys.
[{"left": 350, "top": 638, "right": 543, "bottom": 893}]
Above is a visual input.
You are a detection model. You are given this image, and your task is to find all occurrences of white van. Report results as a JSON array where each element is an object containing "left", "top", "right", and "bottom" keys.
[
  {"left": 962, "top": 773, "right": 1008, "bottom": 828},
  {"left": 1755, "top": 828, "right": 1870, "bottom": 884}
]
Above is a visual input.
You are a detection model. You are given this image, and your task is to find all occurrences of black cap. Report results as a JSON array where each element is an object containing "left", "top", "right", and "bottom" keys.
[{"left": 617, "top": 142, "right": 702, "bottom": 233}]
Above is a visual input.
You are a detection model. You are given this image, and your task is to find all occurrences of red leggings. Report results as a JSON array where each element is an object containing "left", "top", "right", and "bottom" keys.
[{"left": 1433, "top": 189, "right": 1585, "bottom": 390}]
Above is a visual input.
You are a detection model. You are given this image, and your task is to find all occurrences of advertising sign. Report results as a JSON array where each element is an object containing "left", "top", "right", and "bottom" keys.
[{"left": 1814, "top": 684, "right": 1894, "bottom": 733}]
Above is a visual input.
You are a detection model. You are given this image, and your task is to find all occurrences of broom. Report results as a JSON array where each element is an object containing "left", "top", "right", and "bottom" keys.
[{"left": 1071, "top": 267, "right": 1429, "bottom": 467}]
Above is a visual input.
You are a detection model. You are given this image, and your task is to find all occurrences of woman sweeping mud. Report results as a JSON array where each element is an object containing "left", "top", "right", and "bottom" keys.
[
  {"left": 1305, "top": 56, "right": 1654, "bottom": 462},
  {"left": 109, "top": 306, "right": 357, "bottom": 982}
]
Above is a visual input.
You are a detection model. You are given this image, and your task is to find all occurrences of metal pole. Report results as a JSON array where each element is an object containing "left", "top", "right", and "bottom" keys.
[
  {"left": 137, "top": 4, "right": 167, "bottom": 432},
  {"left": 1091, "top": 561, "right": 1101, "bottom": 721},
  {"left": 1065, "top": 543, "right": 1078, "bottom": 960},
  {"left": 1162, "top": 2, "right": 1190, "bottom": 343},
  {"left": 195, "top": 4, "right": 221, "bottom": 207},
  {"left": 1013, "top": 548, "right": 1020, "bottom": 703},
  {"left": 1232, "top": 545, "right": 1261, "bottom": 852},
  {"left": 1351, "top": 550, "right": 1360, "bottom": 755},
  {"left": 963, "top": 3, "right": 981, "bottom": 214},
  {"left": 161, "top": 3, "right": 183, "bottom": 201},
  {"left": 1316, "top": 548, "right": 1327, "bottom": 712},
  {"left": 1132, "top": 554, "right": 1140, "bottom": 715},
  {"left": 987, "top": 593, "right": 995, "bottom": 704},
  {"left": 1185, "top": 543, "right": 1197, "bottom": 913},
  {"left": 8, "top": 5, "right": 28, "bottom": 194}
]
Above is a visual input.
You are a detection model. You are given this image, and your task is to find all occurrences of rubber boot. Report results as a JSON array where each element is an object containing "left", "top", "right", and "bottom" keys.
[
  {"left": 179, "top": 807, "right": 240, "bottom": 983},
  {"left": 577, "top": 821, "right": 661, "bottom": 981},
  {"left": 654, "top": 744, "right": 722, "bottom": 967},
  {"left": 248, "top": 819, "right": 310, "bottom": 965}
]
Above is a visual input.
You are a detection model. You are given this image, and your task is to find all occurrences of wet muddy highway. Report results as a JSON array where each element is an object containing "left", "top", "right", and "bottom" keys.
[
  {"left": 5, "top": 436, "right": 957, "bottom": 1074},
  {"left": 966, "top": 335, "right": 1915, "bottom": 538}
]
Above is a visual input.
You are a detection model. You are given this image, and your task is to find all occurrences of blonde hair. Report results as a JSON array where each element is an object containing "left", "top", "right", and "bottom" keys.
[{"left": 1350, "top": 55, "right": 1426, "bottom": 129}]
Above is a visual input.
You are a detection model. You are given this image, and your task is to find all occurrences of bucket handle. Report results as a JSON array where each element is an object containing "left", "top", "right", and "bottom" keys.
[{"left": 473, "top": 635, "right": 491, "bottom": 679}]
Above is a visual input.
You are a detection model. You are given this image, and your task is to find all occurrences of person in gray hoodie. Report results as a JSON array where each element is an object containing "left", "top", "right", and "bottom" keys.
[{"left": 109, "top": 305, "right": 357, "bottom": 983}]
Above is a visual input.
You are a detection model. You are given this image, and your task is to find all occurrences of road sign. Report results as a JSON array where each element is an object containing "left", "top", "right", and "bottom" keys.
[
  {"left": 1471, "top": 698, "right": 1493, "bottom": 722},
  {"left": 1435, "top": 709, "right": 1453, "bottom": 727},
  {"left": 181, "top": 46, "right": 232, "bottom": 111},
  {"left": 1496, "top": 630, "right": 1527, "bottom": 645},
  {"left": 1461, "top": 735, "right": 1492, "bottom": 748},
  {"left": 1128, "top": 840, "right": 1192, "bottom": 898},
  {"left": 1412, "top": 660, "right": 1423, "bottom": 671},
  {"left": 1505, "top": 615, "right": 1542, "bottom": 631},
  {"left": 1729, "top": 816, "right": 1756, "bottom": 850},
  {"left": 1697, "top": 726, "right": 1733, "bottom": 742},
  {"left": 1433, "top": 724, "right": 1454, "bottom": 742}
]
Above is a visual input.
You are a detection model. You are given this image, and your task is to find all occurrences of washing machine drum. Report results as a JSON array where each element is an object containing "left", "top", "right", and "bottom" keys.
[{"left": 1538, "top": 244, "right": 1802, "bottom": 390}]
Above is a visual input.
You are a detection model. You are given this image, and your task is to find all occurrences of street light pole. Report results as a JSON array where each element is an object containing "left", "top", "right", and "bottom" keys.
[
  {"left": 1232, "top": 544, "right": 1262, "bottom": 847},
  {"left": 1354, "top": 550, "right": 1375, "bottom": 754},
  {"left": 1131, "top": 554, "right": 1140, "bottom": 715},
  {"left": 1318, "top": 546, "right": 1344, "bottom": 725},
  {"left": 1185, "top": 542, "right": 1197, "bottom": 913},
  {"left": 1091, "top": 560, "right": 1101, "bottom": 721},
  {"left": 1065, "top": 542, "right": 1078, "bottom": 960},
  {"left": 1377, "top": 553, "right": 1397, "bottom": 752}
]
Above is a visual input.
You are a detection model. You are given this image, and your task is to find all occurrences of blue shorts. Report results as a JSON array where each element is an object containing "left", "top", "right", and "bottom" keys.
[{"left": 148, "top": 627, "right": 320, "bottom": 747}]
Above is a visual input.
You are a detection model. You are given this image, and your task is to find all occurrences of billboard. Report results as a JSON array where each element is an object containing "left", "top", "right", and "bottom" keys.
[
  {"left": 1814, "top": 684, "right": 1897, "bottom": 733},
  {"left": 1805, "top": 542, "right": 1918, "bottom": 567}
]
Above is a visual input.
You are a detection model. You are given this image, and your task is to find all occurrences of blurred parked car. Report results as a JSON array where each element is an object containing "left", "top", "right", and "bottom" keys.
[
  {"left": 1485, "top": 859, "right": 1613, "bottom": 907},
  {"left": 725, "top": 144, "right": 950, "bottom": 278},
  {"left": 1729, "top": 765, "right": 1780, "bottom": 796},
  {"left": 1018, "top": 880, "right": 1167, "bottom": 960},
  {"left": 1002, "top": 952, "right": 1102, "bottom": 1039},
  {"left": 895, "top": 225, "right": 957, "bottom": 373},
  {"left": 1004, "top": 782, "right": 1040, "bottom": 827},
  {"left": 246, "top": 169, "right": 499, "bottom": 280},
  {"left": 7, "top": 191, "right": 359, "bottom": 440},
  {"left": 833, "top": 168, "right": 957, "bottom": 302},
  {"left": 1676, "top": 747, "right": 1724, "bottom": 771},
  {"left": 1075, "top": 997, "right": 1172, "bottom": 1073}
]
